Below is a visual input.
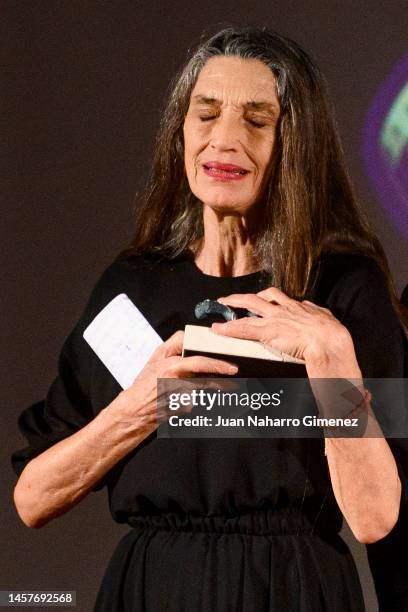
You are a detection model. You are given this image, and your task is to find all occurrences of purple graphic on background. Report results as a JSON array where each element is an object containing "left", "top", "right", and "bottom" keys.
[{"left": 362, "top": 53, "right": 408, "bottom": 241}]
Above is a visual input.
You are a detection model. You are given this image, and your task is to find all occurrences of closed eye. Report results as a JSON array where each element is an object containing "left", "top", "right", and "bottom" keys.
[
  {"left": 198, "top": 116, "right": 266, "bottom": 127},
  {"left": 247, "top": 119, "right": 266, "bottom": 128}
]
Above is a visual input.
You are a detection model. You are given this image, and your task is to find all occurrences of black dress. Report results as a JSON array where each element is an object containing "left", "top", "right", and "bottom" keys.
[{"left": 11, "top": 251, "right": 408, "bottom": 611}]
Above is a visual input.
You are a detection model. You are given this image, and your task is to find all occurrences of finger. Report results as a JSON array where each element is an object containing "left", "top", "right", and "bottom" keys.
[
  {"left": 217, "top": 294, "right": 276, "bottom": 317},
  {"left": 156, "top": 377, "right": 200, "bottom": 421},
  {"left": 158, "top": 378, "right": 241, "bottom": 421},
  {"left": 205, "top": 377, "right": 241, "bottom": 389},
  {"left": 256, "top": 287, "right": 294, "bottom": 306},
  {"left": 184, "top": 377, "right": 241, "bottom": 394},
  {"left": 211, "top": 317, "right": 265, "bottom": 341},
  {"left": 158, "top": 390, "right": 195, "bottom": 419},
  {"left": 172, "top": 355, "right": 239, "bottom": 377},
  {"left": 151, "top": 330, "right": 185, "bottom": 360},
  {"left": 167, "top": 375, "right": 239, "bottom": 388}
]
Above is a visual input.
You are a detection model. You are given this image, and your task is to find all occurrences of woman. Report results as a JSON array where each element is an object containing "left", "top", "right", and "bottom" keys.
[{"left": 11, "top": 27, "right": 408, "bottom": 610}]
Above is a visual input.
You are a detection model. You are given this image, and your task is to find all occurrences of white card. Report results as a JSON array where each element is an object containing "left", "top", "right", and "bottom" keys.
[{"left": 83, "top": 293, "right": 163, "bottom": 389}]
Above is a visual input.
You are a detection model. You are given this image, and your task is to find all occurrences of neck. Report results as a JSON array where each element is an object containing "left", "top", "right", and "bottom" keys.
[{"left": 191, "top": 205, "right": 261, "bottom": 277}]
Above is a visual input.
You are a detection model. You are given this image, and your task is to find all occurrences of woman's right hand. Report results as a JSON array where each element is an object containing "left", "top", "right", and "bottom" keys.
[
  {"left": 13, "top": 330, "right": 238, "bottom": 528},
  {"left": 113, "top": 330, "right": 239, "bottom": 436}
]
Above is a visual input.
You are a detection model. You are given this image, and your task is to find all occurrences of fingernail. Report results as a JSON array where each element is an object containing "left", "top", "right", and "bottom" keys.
[{"left": 228, "top": 365, "right": 239, "bottom": 373}]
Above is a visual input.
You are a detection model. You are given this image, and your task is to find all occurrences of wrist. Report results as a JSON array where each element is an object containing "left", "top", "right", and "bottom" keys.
[
  {"left": 305, "top": 330, "right": 362, "bottom": 379},
  {"left": 98, "top": 392, "right": 145, "bottom": 439}
]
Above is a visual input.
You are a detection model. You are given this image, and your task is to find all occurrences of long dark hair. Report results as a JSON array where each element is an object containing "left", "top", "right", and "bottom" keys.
[{"left": 121, "top": 26, "right": 407, "bottom": 334}]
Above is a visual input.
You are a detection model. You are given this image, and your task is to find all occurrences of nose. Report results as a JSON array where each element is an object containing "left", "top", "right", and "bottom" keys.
[{"left": 209, "top": 110, "right": 241, "bottom": 152}]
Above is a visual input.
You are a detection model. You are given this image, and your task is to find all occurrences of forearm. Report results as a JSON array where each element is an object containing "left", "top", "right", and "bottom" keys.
[
  {"left": 13, "top": 393, "right": 151, "bottom": 528},
  {"left": 324, "top": 435, "right": 401, "bottom": 543},
  {"left": 307, "top": 347, "right": 402, "bottom": 544}
]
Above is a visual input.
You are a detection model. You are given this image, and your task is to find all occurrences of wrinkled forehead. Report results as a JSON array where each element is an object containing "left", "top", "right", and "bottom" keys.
[{"left": 190, "top": 56, "right": 280, "bottom": 110}]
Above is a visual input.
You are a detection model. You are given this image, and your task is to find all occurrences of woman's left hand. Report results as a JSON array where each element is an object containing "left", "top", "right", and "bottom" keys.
[{"left": 213, "top": 287, "right": 356, "bottom": 367}]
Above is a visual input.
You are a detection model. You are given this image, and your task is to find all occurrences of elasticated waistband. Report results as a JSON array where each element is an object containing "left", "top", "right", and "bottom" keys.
[{"left": 127, "top": 509, "right": 332, "bottom": 536}]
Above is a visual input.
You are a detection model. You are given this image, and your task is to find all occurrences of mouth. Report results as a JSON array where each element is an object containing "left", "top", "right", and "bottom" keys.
[{"left": 202, "top": 161, "right": 249, "bottom": 181}]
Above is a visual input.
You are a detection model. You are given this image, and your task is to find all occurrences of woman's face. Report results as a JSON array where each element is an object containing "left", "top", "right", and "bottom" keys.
[{"left": 183, "top": 56, "right": 280, "bottom": 213}]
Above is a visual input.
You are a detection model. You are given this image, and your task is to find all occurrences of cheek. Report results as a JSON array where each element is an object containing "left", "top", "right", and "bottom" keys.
[
  {"left": 183, "top": 141, "right": 195, "bottom": 175},
  {"left": 254, "top": 136, "right": 276, "bottom": 177},
  {"left": 183, "top": 127, "right": 201, "bottom": 168}
]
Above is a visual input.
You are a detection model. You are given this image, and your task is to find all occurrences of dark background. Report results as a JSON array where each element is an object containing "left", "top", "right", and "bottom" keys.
[{"left": 2, "top": 2, "right": 408, "bottom": 611}]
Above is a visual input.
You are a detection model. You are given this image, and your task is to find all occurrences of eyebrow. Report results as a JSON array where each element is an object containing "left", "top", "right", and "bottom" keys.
[{"left": 192, "top": 95, "right": 279, "bottom": 115}]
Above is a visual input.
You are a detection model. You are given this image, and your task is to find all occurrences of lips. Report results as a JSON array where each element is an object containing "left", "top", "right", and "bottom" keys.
[{"left": 202, "top": 161, "right": 249, "bottom": 181}]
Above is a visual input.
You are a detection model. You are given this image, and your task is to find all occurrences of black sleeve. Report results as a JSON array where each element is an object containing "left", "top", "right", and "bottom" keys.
[
  {"left": 11, "top": 258, "right": 123, "bottom": 492},
  {"left": 328, "top": 256, "right": 408, "bottom": 610}
]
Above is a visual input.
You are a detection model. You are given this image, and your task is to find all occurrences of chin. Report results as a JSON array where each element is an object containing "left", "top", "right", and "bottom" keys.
[
  {"left": 199, "top": 190, "right": 255, "bottom": 213},
  {"left": 205, "top": 200, "right": 253, "bottom": 214}
]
